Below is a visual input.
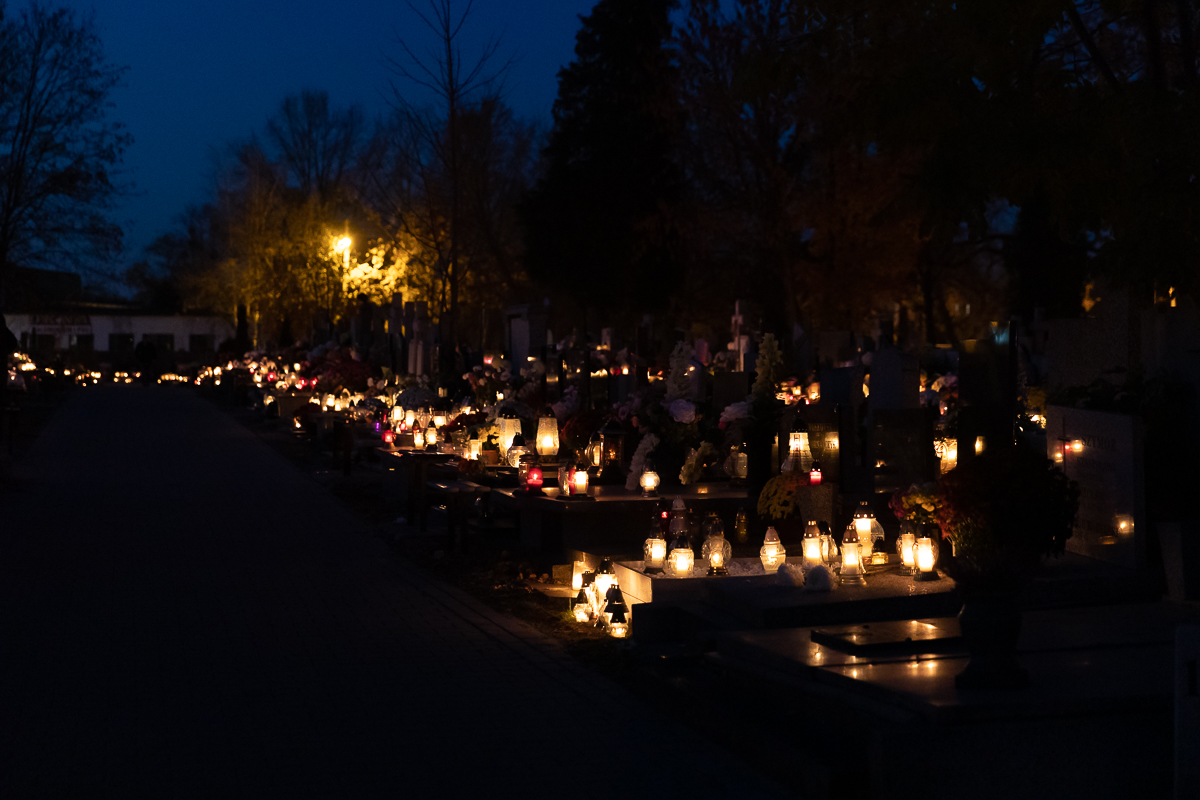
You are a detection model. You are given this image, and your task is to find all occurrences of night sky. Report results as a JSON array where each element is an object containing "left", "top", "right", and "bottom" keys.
[{"left": 50, "top": 0, "right": 598, "bottom": 264}]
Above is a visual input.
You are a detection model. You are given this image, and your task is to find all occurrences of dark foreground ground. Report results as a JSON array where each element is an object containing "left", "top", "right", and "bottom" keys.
[{"left": 0, "top": 385, "right": 790, "bottom": 798}]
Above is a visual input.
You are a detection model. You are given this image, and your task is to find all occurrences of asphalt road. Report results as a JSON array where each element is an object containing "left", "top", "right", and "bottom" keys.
[{"left": 0, "top": 385, "right": 791, "bottom": 799}]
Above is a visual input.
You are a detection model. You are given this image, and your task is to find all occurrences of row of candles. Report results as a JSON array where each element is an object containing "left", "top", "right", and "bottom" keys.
[
  {"left": 567, "top": 501, "right": 943, "bottom": 641},
  {"left": 640, "top": 500, "right": 940, "bottom": 583}
]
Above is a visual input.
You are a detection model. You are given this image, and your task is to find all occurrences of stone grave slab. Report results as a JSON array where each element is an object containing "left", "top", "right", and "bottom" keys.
[
  {"left": 706, "top": 560, "right": 959, "bottom": 629},
  {"left": 810, "top": 618, "right": 962, "bottom": 656},
  {"left": 1045, "top": 405, "right": 1146, "bottom": 569},
  {"left": 796, "top": 406, "right": 842, "bottom": 484}
]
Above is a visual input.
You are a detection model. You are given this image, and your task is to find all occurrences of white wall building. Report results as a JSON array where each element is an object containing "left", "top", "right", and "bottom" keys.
[{"left": 8, "top": 312, "right": 234, "bottom": 356}]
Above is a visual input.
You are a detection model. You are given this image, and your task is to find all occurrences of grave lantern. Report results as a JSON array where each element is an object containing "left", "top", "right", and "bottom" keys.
[
  {"left": 913, "top": 535, "right": 940, "bottom": 581},
  {"left": 573, "top": 590, "right": 590, "bottom": 623},
  {"left": 665, "top": 529, "right": 694, "bottom": 578},
  {"left": 607, "top": 606, "right": 630, "bottom": 638},
  {"left": 802, "top": 521, "right": 822, "bottom": 571},
  {"left": 975, "top": 436, "right": 986, "bottom": 455},
  {"left": 536, "top": 414, "right": 560, "bottom": 458},
  {"left": 467, "top": 431, "right": 483, "bottom": 460},
  {"left": 599, "top": 419, "right": 627, "bottom": 467},
  {"left": 432, "top": 412, "right": 448, "bottom": 428},
  {"left": 852, "top": 501, "right": 886, "bottom": 563},
  {"left": 643, "top": 514, "right": 668, "bottom": 574},
  {"left": 525, "top": 464, "right": 544, "bottom": 494},
  {"left": 640, "top": 461, "right": 661, "bottom": 497},
  {"left": 506, "top": 433, "right": 530, "bottom": 468},
  {"left": 425, "top": 423, "right": 438, "bottom": 448},
  {"left": 594, "top": 560, "right": 618, "bottom": 607},
  {"left": 787, "top": 417, "right": 814, "bottom": 473},
  {"left": 382, "top": 429, "right": 395, "bottom": 447},
  {"left": 1114, "top": 514, "right": 1135, "bottom": 537},
  {"left": 412, "top": 427, "right": 425, "bottom": 449},
  {"left": 604, "top": 584, "right": 628, "bottom": 625},
  {"left": 809, "top": 461, "right": 823, "bottom": 485},
  {"left": 840, "top": 524, "right": 867, "bottom": 585},
  {"left": 497, "top": 408, "right": 522, "bottom": 457},
  {"left": 701, "top": 517, "right": 732, "bottom": 576},
  {"left": 586, "top": 432, "right": 603, "bottom": 468},
  {"left": 759, "top": 527, "right": 786, "bottom": 573},
  {"left": 934, "top": 437, "right": 958, "bottom": 473},
  {"left": 404, "top": 408, "right": 416, "bottom": 429},
  {"left": 820, "top": 527, "right": 839, "bottom": 565},
  {"left": 571, "top": 561, "right": 587, "bottom": 591},
  {"left": 897, "top": 526, "right": 918, "bottom": 575},
  {"left": 571, "top": 466, "right": 590, "bottom": 496},
  {"left": 729, "top": 436, "right": 749, "bottom": 485},
  {"left": 391, "top": 406, "right": 404, "bottom": 424}
]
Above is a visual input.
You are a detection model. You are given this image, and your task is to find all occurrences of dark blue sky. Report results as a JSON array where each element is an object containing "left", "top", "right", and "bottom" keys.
[{"left": 51, "top": 0, "right": 598, "bottom": 265}]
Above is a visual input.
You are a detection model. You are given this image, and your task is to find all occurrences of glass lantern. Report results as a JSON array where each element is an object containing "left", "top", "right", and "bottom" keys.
[
  {"left": 536, "top": 414, "right": 560, "bottom": 458},
  {"left": 467, "top": 432, "right": 483, "bottom": 461},
  {"left": 594, "top": 560, "right": 618, "bottom": 610},
  {"left": 571, "top": 466, "right": 590, "bottom": 496},
  {"left": 787, "top": 417, "right": 813, "bottom": 473},
  {"left": 897, "top": 524, "right": 918, "bottom": 575},
  {"left": 701, "top": 517, "right": 732, "bottom": 576},
  {"left": 852, "top": 501, "right": 886, "bottom": 563},
  {"left": 607, "top": 606, "right": 630, "bottom": 638},
  {"left": 432, "top": 412, "right": 448, "bottom": 428},
  {"left": 506, "top": 433, "right": 530, "bottom": 468},
  {"left": 573, "top": 590, "right": 590, "bottom": 623},
  {"left": 604, "top": 584, "right": 625, "bottom": 620},
  {"left": 525, "top": 463, "right": 544, "bottom": 493},
  {"left": 802, "top": 520, "right": 823, "bottom": 571},
  {"left": 759, "top": 527, "right": 786, "bottom": 573},
  {"left": 425, "top": 423, "right": 438, "bottom": 449},
  {"left": 404, "top": 408, "right": 416, "bottom": 429},
  {"left": 809, "top": 461, "right": 822, "bottom": 485},
  {"left": 497, "top": 409, "right": 522, "bottom": 459},
  {"left": 664, "top": 531, "right": 694, "bottom": 578},
  {"left": 571, "top": 560, "right": 587, "bottom": 591},
  {"left": 412, "top": 427, "right": 425, "bottom": 449},
  {"left": 839, "top": 524, "right": 867, "bottom": 585},
  {"left": 644, "top": 530, "right": 667, "bottom": 574},
  {"left": 586, "top": 432, "right": 603, "bottom": 469},
  {"left": 640, "top": 461, "right": 660, "bottom": 497},
  {"left": 913, "top": 534, "right": 941, "bottom": 581},
  {"left": 599, "top": 419, "right": 626, "bottom": 468},
  {"left": 382, "top": 429, "right": 395, "bottom": 447},
  {"left": 391, "top": 405, "right": 404, "bottom": 424},
  {"left": 728, "top": 439, "right": 749, "bottom": 486}
]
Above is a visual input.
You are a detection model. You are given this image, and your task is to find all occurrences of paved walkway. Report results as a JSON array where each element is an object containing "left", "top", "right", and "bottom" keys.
[{"left": 0, "top": 386, "right": 790, "bottom": 798}]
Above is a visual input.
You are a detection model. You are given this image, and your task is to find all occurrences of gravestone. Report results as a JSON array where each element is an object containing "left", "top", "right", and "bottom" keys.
[
  {"left": 818, "top": 367, "right": 867, "bottom": 492},
  {"left": 1045, "top": 405, "right": 1146, "bottom": 570},
  {"left": 796, "top": 405, "right": 842, "bottom": 485},
  {"left": 872, "top": 409, "right": 935, "bottom": 496},
  {"left": 869, "top": 346, "right": 920, "bottom": 411},
  {"left": 957, "top": 330, "right": 1017, "bottom": 465}
]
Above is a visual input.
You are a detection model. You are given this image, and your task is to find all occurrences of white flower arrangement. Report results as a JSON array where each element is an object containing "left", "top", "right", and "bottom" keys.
[
  {"left": 625, "top": 432, "right": 661, "bottom": 491},
  {"left": 669, "top": 398, "right": 696, "bottom": 424}
]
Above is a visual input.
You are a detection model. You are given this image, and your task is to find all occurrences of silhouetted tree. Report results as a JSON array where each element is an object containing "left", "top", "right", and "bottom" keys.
[
  {"left": 0, "top": 2, "right": 131, "bottom": 310},
  {"left": 522, "top": 0, "right": 684, "bottom": 330}
]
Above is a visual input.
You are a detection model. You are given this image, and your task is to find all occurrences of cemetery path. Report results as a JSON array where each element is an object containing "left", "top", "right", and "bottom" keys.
[{"left": 0, "top": 385, "right": 791, "bottom": 799}]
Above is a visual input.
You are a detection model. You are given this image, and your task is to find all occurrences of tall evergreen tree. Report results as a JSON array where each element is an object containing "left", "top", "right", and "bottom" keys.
[{"left": 522, "top": 0, "right": 684, "bottom": 330}]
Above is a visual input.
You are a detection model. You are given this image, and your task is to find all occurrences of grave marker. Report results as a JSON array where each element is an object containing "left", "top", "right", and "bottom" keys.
[{"left": 1046, "top": 405, "right": 1146, "bottom": 570}]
